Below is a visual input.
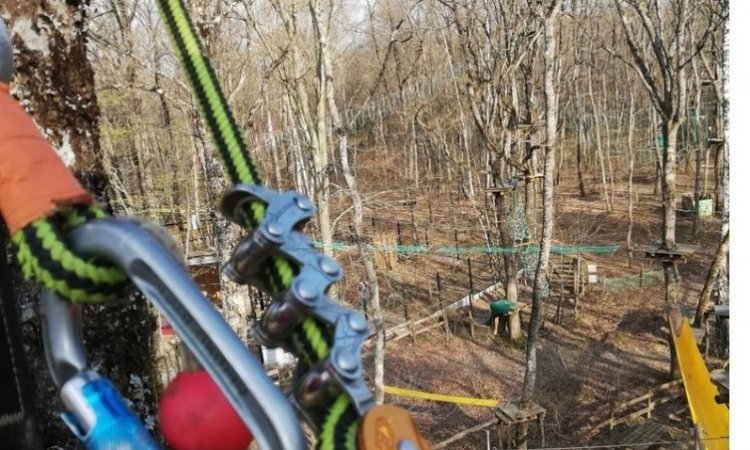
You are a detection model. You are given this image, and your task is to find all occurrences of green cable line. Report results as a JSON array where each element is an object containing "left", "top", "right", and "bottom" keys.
[{"left": 314, "top": 240, "right": 621, "bottom": 255}]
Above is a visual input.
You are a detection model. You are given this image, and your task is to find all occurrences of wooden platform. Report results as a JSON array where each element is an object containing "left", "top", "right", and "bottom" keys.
[
  {"left": 620, "top": 419, "right": 667, "bottom": 450},
  {"left": 514, "top": 173, "right": 544, "bottom": 180},
  {"left": 485, "top": 186, "right": 514, "bottom": 195},
  {"left": 494, "top": 401, "right": 546, "bottom": 449},
  {"left": 641, "top": 243, "right": 699, "bottom": 262},
  {"left": 495, "top": 401, "right": 546, "bottom": 424}
]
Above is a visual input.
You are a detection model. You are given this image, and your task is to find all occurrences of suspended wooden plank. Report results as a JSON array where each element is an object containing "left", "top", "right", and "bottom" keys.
[{"left": 641, "top": 243, "right": 699, "bottom": 262}]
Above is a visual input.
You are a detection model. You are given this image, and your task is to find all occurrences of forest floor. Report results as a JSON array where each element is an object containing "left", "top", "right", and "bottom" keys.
[{"left": 331, "top": 163, "right": 727, "bottom": 449}]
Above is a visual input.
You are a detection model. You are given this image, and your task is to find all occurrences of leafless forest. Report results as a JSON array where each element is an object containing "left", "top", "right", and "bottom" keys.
[{"left": 1, "top": 0, "right": 729, "bottom": 449}]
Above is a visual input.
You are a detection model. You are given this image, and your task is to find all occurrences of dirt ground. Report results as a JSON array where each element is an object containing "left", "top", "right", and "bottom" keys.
[{"left": 345, "top": 167, "right": 726, "bottom": 449}]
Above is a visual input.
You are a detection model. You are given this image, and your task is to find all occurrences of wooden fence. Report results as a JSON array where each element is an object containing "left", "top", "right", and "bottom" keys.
[{"left": 580, "top": 379, "right": 684, "bottom": 438}]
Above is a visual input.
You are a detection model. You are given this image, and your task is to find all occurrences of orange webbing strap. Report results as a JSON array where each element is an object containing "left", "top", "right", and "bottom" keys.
[{"left": 0, "top": 83, "right": 92, "bottom": 234}]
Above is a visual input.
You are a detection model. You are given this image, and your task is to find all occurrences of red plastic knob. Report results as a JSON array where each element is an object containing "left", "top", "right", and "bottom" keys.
[{"left": 159, "top": 370, "right": 253, "bottom": 450}]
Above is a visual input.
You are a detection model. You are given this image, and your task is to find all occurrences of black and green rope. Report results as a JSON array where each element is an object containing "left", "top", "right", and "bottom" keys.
[
  {"left": 154, "top": 1, "right": 358, "bottom": 448},
  {"left": 12, "top": 205, "right": 129, "bottom": 303},
  {"left": 319, "top": 395, "right": 360, "bottom": 450}
]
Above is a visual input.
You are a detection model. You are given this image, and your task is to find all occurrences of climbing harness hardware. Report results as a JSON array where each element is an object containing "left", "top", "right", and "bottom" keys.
[
  {"left": 41, "top": 290, "right": 160, "bottom": 449},
  {"left": 222, "top": 185, "right": 374, "bottom": 429},
  {"left": 42, "top": 218, "right": 305, "bottom": 450}
]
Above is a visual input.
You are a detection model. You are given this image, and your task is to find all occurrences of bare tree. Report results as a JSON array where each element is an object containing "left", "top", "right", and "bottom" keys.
[
  {"left": 692, "top": 229, "right": 728, "bottom": 327},
  {"left": 613, "top": 0, "right": 726, "bottom": 377},
  {"left": 1, "top": 1, "right": 157, "bottom": 446},
  {"left": 518, "top": 1, "right": 561, "bottom": 448},
  {"left": 438, "top": 0, "right": 543, "bottom": 340},
  {"left": 316, "top": 0, "right": 390, "bottom": 403}
]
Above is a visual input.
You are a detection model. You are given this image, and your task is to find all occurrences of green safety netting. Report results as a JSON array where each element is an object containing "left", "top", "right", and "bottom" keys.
[
  {"left": 601, "top": 270, "right": 664, "bottom": 290},
  {"left": 313, "top": 241, "right": 620, "bottom": 255}
]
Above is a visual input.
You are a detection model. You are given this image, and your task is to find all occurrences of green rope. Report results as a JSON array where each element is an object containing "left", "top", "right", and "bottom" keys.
[
  {"left": 13, "top": 206, "right": 128, "bottom": 303},
  {"left": 318, "top": 394, "right": 360, "bottom": 450}
]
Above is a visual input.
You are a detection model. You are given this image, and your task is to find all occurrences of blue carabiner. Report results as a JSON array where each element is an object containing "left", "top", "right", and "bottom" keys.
[{"left": 41, "top": 291, "right": 160, "bottom": 450}]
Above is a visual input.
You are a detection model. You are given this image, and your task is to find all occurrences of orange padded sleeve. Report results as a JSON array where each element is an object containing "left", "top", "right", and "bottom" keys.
[{"left": 0, "top": 83, "right": 93, "bottom": 233}]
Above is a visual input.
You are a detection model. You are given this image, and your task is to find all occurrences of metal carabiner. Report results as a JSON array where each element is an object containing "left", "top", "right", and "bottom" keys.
[
  {"left": 41, "top": 291, "right": 160, "bottom": 450},
  {"left": 64, "top": 217, "right": 305, "bottom": 450}
]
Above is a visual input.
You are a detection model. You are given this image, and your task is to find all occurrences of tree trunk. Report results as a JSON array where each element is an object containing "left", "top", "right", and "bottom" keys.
[
  {"left": 661, "top": 121, "right": 681, "bottom": 304},
  {"left": 576, "top": 120, "right": 587, "bottom": 197},
  {"left": 333, "top": 105, "right": 385, "bottom": 405},
  {"left": 519, "top": 5, "right": 560, "bottom": 447},
  {"left": 692, "top": 230, "right": 729, "bottom": 328},
  {"left": 522, "top": 0, "right": 559, "bottom": 414},
  {"left": 587, "top": 65, "right": 611, "bottom": 212},
  {"left": 2, "top": 2, "right": 158, "bottom": 446},
  {"left": 691, "top": 59, "right": 705, "bottom": 235},
  {"left": 661, "top": 120, "right": 681, "bottom": 379},
  {"left": 652, "top": 108, "right": 663, "bottom": 195},
  {"left": 320, "top": 1, "right": 385, "bottom": 402},
  {"left": 493, "top": 190, "right": 522, "bottom": 340},
  {"left": 627, "top": 90, "right": 636, "bottom": 266}
]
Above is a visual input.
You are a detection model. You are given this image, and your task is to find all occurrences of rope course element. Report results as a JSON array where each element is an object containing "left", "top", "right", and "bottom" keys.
[
  {"left": 602, "top": 270, "right": 663, "bottom": 290},
  {"left": 153, "top": 1, "right": 365, "bottom": 448},
  {"left": 314, "top": 240, "right": 620, "bottom": 255},
  {"left": 383, "top": 385, "right": 498, "bottom": 407}
]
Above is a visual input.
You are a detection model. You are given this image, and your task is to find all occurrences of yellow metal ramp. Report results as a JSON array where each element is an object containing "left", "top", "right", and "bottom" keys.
[{"left": 669, "top": 309, "right": 729, "bottom": 450}]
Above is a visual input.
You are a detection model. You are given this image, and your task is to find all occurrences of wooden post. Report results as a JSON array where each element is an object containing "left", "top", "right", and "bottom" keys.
[
  {"left": 508, "top": 310, "right": 521, "bottom": 339},
  {"left": 488, "top": 253, "right": 497, "bottom": 284},
  {"left": 560, "top": 264, "right": 565, "bottom": 320},
  {"left": 411, "top": 209, "right": 418, "bottom": 245},
  {"left": 468, "top": 304, "right": 475, "bottom": 338},
  {"left": 437, "top": 273, "right": 450, "bottom": 339},
  {"left": 442, "top": 308, "right": 451, "bottom": 339},
  {"left": 574, "top": 254, "right": 579, "bottom": 296},
  {"left": 573, "top": 252, "right": 584, "bottom": 319},
  {"left": 454, "top": 230, "right": 460, "bottom": 260},
  {"left": 467, "top": 259, "right": 476, "bottom": 337},
  {"left": 693, "top": 426, "right": 702, "bottom": 450},
  {"left": 640, "top": 263, "right": 645, "bottom": 287},
  {"left": 538, "top": 413, "right": 545, "bottom": 448},
  {"left": 396, "top": 222, "right": 403, "bottom": 262},
  {"left": 467, "top": 258, "right": 474, "bottom": 295}
]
